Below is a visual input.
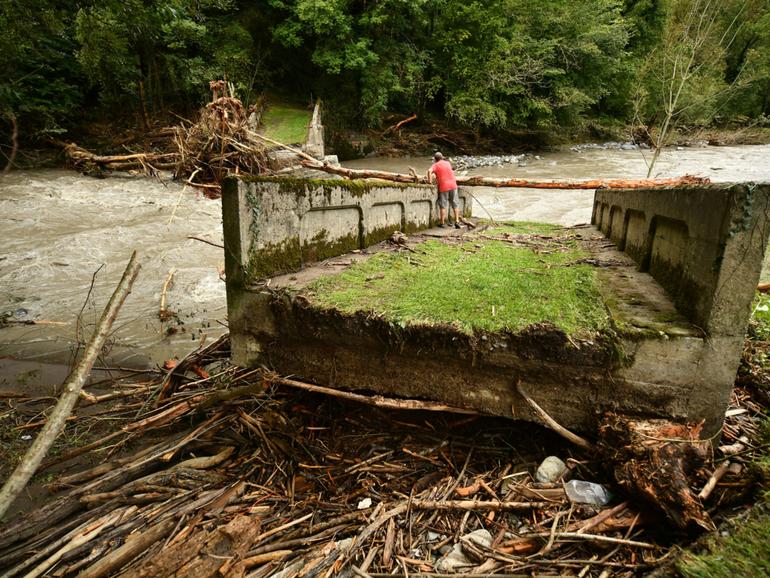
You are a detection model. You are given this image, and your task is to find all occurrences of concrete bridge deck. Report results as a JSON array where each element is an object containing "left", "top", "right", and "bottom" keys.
[{"left": 222, "top": 177, "right": 770, "bottom": 437}]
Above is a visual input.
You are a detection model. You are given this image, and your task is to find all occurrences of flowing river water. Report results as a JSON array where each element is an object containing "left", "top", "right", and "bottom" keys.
[{"left": 1, "top": 144, "right": 769, "bottom": 389}]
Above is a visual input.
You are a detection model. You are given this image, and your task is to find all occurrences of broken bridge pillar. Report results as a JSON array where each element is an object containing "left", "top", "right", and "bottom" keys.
[{"left": 592, "top": 182, "right": 770, "bottom": 436}]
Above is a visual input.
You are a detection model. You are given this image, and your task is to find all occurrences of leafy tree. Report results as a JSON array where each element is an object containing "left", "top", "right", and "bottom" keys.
[
  {"left": 634, "top": 0, "right": 751, "bottom": 175},
  {"left": 434, "top": 0, "right": 631, "bottom": 129},
  {"left": 74, "top": 0, "right": 253, "bottom": 122},
  {"left": 721, "top": 0, "right": 770, "bottom": 119},
  {"left": 268, "top": 0, "right": 432, "bottom": 126},
  {"left": 0, "top": 0, "right": 84, "bottom": 141}
]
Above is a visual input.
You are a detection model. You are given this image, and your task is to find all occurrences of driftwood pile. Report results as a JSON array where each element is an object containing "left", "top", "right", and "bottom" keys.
[
  {"left": 0, "top": 334, "right": 765, "bottom": 578},
  {"left": 53, "top": 81, "right": 270, "bottom": 195}
]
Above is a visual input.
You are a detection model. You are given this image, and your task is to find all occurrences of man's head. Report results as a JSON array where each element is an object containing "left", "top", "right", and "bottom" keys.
[{"left": 433, "top": 151, "right": 443, "bottom": 162}]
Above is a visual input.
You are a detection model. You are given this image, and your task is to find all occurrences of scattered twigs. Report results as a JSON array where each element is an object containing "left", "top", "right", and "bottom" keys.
[
  {"left": 0, "top": 251, "right": 141, "bottom": 520},
  {"left": 2, "top": 334, "right": 763, "bottom": 577}
]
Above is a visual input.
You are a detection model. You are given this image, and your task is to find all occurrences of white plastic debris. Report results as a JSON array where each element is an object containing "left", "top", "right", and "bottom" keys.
[
  {"left": 564, "top": 480, "right": 613, "bottom": 506},
  {"left": 357, "top": 497, "right": 372, "bottom": 510},
  {"left": 436, "top": 529, "right": 493, "bottom": 572}
]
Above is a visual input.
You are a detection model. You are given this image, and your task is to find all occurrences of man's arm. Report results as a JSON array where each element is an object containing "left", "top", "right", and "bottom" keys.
[{"left": 427, "top": 167, "right": 435, "bottom": 184}]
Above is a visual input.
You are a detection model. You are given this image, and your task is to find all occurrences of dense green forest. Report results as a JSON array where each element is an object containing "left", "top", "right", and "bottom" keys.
[{"left": 1, "top": 0, "right": 769, "bottom": 146}]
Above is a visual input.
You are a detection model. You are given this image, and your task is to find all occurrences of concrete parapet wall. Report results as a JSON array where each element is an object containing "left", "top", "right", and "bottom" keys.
[
  {"left": 592, "top": 183, "right": 770, "bottom": 337},
  {"left": 593, "top": 183, "right": 770, "bottom": 435},
  {"left": 222, "top": 176, "right": 472, "bottom": 283}
]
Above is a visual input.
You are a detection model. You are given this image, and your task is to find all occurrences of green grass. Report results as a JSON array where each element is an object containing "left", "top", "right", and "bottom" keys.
[
  {"left": 305, "top": 236, "right": 610, "bottom": 336},
  {"left": 678, "top": 500, "right": 770, "bottom": 578},
  {"left": 484, "top": 221, "right": 563, "bottom": 236},
  {"left": 261, "top": 104, "right": 311, "bottom": 145}
]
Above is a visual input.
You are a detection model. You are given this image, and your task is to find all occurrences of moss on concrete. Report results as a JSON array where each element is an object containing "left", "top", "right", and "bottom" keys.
[
  {"left": 245, "top": 236, "right": 302, "bottom": 282},
  {"left": 302, "top": 230, "right": 361, "bottom": 263},
  {"left": 241, "top": 175, "right": 430, "bottom": 199},
  {"left": 365, "top": 224, "right": 402, "bottom": 247}
]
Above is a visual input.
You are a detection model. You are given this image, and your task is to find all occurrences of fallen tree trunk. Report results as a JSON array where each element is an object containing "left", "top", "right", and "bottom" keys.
[
  {"left": 50, "top": 139, "right": 178, "bottom": 171},
  {"left": 300, "top": 159, "right": 711, "bottom": 189}
]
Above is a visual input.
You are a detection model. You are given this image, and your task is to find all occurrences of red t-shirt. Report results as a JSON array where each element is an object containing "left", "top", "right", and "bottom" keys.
[{"left": 430, "top": 159, "right": 457, "bottom": 193}]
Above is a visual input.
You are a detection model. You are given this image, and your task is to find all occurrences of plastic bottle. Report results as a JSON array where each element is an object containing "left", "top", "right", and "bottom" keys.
[{"left": 564, "top": 480, "right": 613, "bottom": 506}]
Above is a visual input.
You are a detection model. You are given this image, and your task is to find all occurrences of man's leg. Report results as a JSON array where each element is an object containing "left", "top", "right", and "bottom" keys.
[
  {"left": 449, "top": 189, "right": 461, "bottom": 228},
  {"left": 437, "top": 192, "right": 448, "bottom": 226},
  {"left": 452, "top": 207, "right": 461, "bottom": 227}
]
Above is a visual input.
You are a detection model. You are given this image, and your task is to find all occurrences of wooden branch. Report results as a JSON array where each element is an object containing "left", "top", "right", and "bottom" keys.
[
  {"left": 187, "top": 235, "right": 224, "bottom": 249},
  {"left": 0, "top": 252, "right": 141, "bottom": 519},
  {"left": 698, "top": 461, "right": 731, "bottom": 501},
  {"left": 73, "top": 517, "right": 177, "bottom": 578},
  {"left": 382, "top": 114, "right": 417, "bottom": 136},
  {"left": 247, "top": 131, "right": 318, "bottom": 163},
  {"left": 270, "top": 375, "right": 480, "bottom": 415},
  {"left": 409, "top": 499, "right": 552, "bottom": 511},
  {"left": 516, "top": 381, "right": 594, "bottom": 450},
  {"left": 525, "top": 531, "right": 657, "bottom": 549}
]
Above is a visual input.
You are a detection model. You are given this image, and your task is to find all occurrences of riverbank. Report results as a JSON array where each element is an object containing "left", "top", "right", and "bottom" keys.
[
  {"left": 334, "top": 120, "right": 770, "bottom": 159},
  {"left": 6, "top": 114, "right": 769, "bottom": 172}
]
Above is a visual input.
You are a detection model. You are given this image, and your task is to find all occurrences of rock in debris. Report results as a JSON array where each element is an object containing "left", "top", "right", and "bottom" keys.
[
  {"left": 535, "top": 456, "right": 567, "bottom": 483},
  {"left": 435, "top": 529, "right": 493, "bottom": 572}
]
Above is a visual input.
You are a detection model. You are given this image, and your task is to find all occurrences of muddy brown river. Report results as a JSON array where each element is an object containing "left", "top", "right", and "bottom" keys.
[{"left": 2, "top": 144, "right": 769, "bottom": 385}]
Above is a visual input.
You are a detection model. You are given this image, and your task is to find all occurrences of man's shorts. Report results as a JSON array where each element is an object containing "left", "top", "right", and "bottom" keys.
[{"left": 437, "top": 188, "right": 459, "bottom": 209}]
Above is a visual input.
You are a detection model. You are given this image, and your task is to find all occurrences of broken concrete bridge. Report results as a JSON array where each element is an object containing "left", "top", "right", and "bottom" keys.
[{"left": 222, "top": 176, "right": 770, "bottom": 438}]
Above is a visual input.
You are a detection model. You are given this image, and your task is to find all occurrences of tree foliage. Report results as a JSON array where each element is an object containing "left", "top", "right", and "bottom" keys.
[{"left": 0, "top": 0, "right": 768, "bottom": 143}]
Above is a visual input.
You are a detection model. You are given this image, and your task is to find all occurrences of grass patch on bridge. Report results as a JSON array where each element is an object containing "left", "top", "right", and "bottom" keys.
[
  {"left": 261, "top": 104, "right": 311, "bottom": 145},
  {"left": 306, "top": 225, "right": 610, "bottom": 337}
]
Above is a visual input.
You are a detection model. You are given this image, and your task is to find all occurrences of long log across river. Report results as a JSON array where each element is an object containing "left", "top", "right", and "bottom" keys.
[{"left": 300, "top": 159, "right": 711, "bottom": 189}]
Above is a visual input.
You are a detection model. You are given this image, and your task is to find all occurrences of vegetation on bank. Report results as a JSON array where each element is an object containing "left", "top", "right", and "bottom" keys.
[
  {"left": 675, "top": 293, "right": 770, "bottom": 577},
  {"left": 306, "top": 225, "right": 610, "bottom": 336},
  {"left": 2, "top": 0, "right": 769, "bottom": 156}
]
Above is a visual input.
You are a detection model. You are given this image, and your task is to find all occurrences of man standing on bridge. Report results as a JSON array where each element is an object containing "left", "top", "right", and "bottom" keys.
[{"left": 428, "top": 152, "right": 461, "bottom": 228}]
